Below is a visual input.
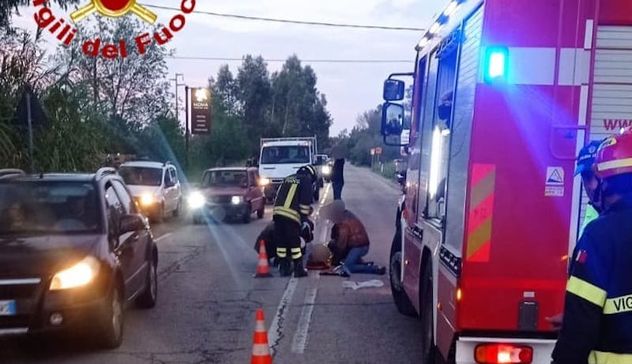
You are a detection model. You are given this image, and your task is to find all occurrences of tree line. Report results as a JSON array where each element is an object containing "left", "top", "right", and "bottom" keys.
[{"left": 0, "top": 17, "right": 332, "bottom": 179}]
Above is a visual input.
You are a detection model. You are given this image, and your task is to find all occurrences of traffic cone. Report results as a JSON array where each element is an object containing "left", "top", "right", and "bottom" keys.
[
  {"left": 255, "top": 240, "right": 273, "bottom": 278},
  {"left": 251, "top": 308, "right": 272, "bottom": 364}
]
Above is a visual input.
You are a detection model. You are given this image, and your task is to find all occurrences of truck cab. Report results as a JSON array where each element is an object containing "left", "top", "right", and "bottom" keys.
[{"left": 258, "top": 137, "right": 320, "bottom": 203}]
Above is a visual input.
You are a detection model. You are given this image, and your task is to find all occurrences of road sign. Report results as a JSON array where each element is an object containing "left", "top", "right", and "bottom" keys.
[
  {"left": 370, "top": 148, "right": 375, "bottom": 156},
  {"left": 375, "top": 147, "right": 383, "bottom": 155},
  {"left": 190, "top": 87, "right": 211, "bottom": 135}
]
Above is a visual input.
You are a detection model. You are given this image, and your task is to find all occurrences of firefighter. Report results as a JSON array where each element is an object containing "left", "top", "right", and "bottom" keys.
[
  {"left": 273, "top": 165, "right": 317, "bottom": 277},
  {"left": 254, "top": 219, "right": 314, "bottom": 267},
  {"left": 548, "top": 140, "right": 605, "bottom": 329},
  {"left": 552, "top": 128, "right": 632, "bottom": 364}
]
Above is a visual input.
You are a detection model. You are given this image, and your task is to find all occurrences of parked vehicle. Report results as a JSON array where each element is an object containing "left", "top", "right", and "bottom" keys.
[
  {"left": 378, "top": 0, "right": 629, "bottom": 362},
  {"left": 188, "top": 167, "right": 265, "bottom": 224},
  {"left": 314, "top": 154, "right": 331, "bottom": 184},
  {"left": 118, "top": 161, "right": 182, "bottom": 223},
  {"left": 0, "top": 168, "right": 158, "bottom": 349},
  {"left": 258, "top": 137, "right": 320, "bottom": 203}
]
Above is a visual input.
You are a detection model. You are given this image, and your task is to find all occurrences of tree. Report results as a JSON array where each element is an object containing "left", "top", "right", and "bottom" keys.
[
  {"left": 1, "top": 0, "right": 80, "bottom": 28},
  {"left": 213, "top": 65, "right": 241, "bottom": 118},
  {"left": 237, "top": 55, "right": 272, "bottom": 156},
  {"left": 53, "top": 17, "right": 172, "bottom": 125},
  {"left": 271, "top": 55, "right": 331, "bottom": 148}
]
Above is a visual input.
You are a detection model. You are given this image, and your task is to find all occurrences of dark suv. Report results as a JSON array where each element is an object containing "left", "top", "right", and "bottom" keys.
[{"left": 0, "top": 168, "right": 158, "bottom": 349}]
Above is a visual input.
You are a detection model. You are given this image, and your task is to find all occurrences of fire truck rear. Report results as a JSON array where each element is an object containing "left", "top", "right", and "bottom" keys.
[{"left": 381, "top": 0, "right": 632, "bottom": 363}]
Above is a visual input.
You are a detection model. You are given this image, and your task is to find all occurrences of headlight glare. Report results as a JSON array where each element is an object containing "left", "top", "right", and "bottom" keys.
[
  {"left": 259, "top": 178, "right": 271, "bottom": 186},
  {"left": 188, "top": 192, "right": 206, "bottom": 209},
  {"left": 231, "top": 196, "right": 243, "bottom": 205},
  {"left": 50, "top": 256, "right": 100, "bottom": 290},
  {"left": 322, "top": 165, "right": 332, "bottom": 176},
  {"left": 140, "top": 193, "right": 156, "bottom": 206}
]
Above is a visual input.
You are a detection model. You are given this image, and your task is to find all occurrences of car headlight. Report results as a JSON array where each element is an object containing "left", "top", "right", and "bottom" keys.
[
  {"left": 188, "top": 191, "right": 206, "bottom": 209},
  {"left": 231, "top": 196, "right": 243, "bottom": 205},
  {"left": 322, "top": 165, "right": 332, "bottom": 176},
  {"left": 140, "top": 193, "right": 157, "bottom": 206},
  {"left": 50, "top": 256, "right": 100, "bottom": 291},
  {"left": 259, "top": 177, "right": 271, "bottom": 186}
]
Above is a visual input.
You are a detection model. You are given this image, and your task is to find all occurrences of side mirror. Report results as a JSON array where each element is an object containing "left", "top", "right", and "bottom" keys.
[
  {"left": 120, "top": 214, "right": 144, "bottom": 234},
  {"left": 383, "top": 79, "right": 406, "bottom": 101},
  {"left": 382, "top": 103, "right": 409, "bottom": 148}
]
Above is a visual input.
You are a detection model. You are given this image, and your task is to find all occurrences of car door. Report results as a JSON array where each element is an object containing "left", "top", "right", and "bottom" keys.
[
  {"left": 105, "top": 183, "right": 144, "bottom": 300},
  {"left": 248, "top": 170, "right": 263, "bottom": 212},
  {"left": 171, "top": 167, "right": 182, "bottom": 206},
  {"left": 164, "top": 167, "right": 178, "bottom": 213},
  {"left": 112, "top": 180, "right": 150, "bottom": 297}
]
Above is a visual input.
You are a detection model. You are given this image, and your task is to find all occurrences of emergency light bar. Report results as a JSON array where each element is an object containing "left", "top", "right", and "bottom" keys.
[
  {"left": 415, "top": 0, "right": 467, "bottom": 51},
  {"left": 484, "top": 46, "right": 509, "bottom": 83}
]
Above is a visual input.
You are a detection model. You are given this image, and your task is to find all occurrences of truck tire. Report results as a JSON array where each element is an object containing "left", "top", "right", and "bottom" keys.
[
  {"left": 389, "top": 230, "right": 417, "bottom": 317},
  {"left": 420, "top": 258, "right": 438, "bottom": 364}
]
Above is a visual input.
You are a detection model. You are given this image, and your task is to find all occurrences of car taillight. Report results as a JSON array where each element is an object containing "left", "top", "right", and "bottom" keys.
[{"left": 475, "top": 344, "right": 533, "bottom": 364}]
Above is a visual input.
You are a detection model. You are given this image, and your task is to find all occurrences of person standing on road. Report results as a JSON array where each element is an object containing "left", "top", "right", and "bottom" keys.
[
  {"left": 324, "top": 200, "right": 386, "bottom": 276},
  {"left": 552, "top": 129, "right": 632, "bottom": 363},
  {"left": 331, "top": 158, "right": 345, "bottom": 200},
  {"left": 273, "top": 165, "right": 317, "bottom": 278}
]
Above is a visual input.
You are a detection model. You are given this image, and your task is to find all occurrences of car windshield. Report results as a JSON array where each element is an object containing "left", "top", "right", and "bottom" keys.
[
  {"left": 119, "top": 167, "right": 163, "bottom": 186},
  {"left": 202, "top": 171, "right": 248, "bottom": 188},
  {"left": 0, "top": 181, "right": 100, "bottom": 234},
  {"left": 261, "top": 146, "right": 310, "bottom": 164}
]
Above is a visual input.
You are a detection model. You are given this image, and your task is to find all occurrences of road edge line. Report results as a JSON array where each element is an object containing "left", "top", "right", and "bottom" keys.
[
  {"left": 291, "top": 287, "right": 318, "bottom": 354},
  {"left": 268, "top": 277, "right": 298, "bottom": 356}
]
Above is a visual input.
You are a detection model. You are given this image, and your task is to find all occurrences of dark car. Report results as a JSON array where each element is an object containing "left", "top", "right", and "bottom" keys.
[
  {"left": 188, "top": 167, "right": 265, "bottom": 224},
  {"left": 0, "top": 168, "right": 158, "bottom": 349}
]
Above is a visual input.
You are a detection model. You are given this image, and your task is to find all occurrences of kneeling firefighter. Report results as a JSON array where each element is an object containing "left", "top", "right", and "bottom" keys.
[{"left": 273, "top": 165, "right": 317, "bottom": 277}]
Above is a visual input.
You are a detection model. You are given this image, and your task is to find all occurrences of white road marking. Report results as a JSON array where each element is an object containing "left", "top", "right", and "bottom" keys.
[
  {"left": 155, "top": 233, "right": 172, "bottom": 242},
  {"left": 268, "top": 277, "right": 298, "bottom": 356},
  {"left": 291, "top": 288, "right": 318, "bottom": 354}
]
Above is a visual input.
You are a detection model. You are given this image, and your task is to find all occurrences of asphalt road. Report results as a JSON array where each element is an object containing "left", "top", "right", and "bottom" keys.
[{"left": 0, "top": 165, "right": 423, "bottom": 364}]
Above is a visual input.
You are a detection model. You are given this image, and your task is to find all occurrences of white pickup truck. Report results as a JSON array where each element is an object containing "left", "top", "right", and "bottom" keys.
[{"left": 258, "top": 137, "right": 320, "bottom": 203}]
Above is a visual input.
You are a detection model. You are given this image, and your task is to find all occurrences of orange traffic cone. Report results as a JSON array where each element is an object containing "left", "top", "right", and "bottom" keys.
[
  {"left": 251, "top": 308, "right": 272, "bottom": 364},
  {"left": 255, "top": 240, "right": 273, "bottom": 278}
]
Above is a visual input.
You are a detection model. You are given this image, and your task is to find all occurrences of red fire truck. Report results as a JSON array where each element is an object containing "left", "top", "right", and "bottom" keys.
[{"left": 381, "top": 0, "right": 632, "bottom": 363}]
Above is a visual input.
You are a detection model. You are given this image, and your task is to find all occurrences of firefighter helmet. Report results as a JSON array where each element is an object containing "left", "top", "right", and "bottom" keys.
[
  {"left": 298, "top": 165, "right": 317, "bottom": 181},
  {"left": 596, "top": 128, "right": 632, "bottom": 179}
]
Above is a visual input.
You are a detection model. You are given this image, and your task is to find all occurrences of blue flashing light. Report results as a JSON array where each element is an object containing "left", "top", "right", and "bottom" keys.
[{"left": 484, "top": 46, "right": 509, "bottom": 83}]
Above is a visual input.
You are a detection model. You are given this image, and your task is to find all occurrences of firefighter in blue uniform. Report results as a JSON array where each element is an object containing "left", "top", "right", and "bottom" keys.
[
  {"left": 273, "top": 165, "right": 317, "bottom": 277},
  {"left": 552, "top": 129, "right": 632, "bottom": 363}
]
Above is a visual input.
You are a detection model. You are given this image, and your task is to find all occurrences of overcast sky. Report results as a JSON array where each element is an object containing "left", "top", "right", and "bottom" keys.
[{"left": 15, "top": 0, "right": 449, "bottom": 135}]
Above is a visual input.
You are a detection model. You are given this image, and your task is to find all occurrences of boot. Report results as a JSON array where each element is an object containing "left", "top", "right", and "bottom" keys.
[
  {"left": 279, "top": 259, "right": 292, "bottom": 277},
  {"left": 293, "top": 259, "right": 308, "bottom": 278}
]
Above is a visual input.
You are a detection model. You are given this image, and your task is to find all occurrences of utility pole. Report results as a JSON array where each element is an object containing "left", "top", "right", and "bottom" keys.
[
  {"left": 185, "top": 86, "right": 190, "bottom": 173},
  {"left": 26, "top": 91, "right": 34, "bottom": 173},
  {"left": 170, "top": 73, "right": 186, "bottom": 170}
]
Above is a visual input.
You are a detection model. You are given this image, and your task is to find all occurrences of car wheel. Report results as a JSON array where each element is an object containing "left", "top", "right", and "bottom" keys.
[
  {"left": 257, "top": 206, "right": 265, "bottom": 219},
  {"left": 390, "top": 230, "right": 417, "bottom": 317},
  {"left": 95, "top": 285, "right": 124, "bottom": 349},
  {"left": 242, "top": 204, "right": 251, "bottom": 224},
  {"left": 137, "top": 255, "right": 158, "bottom": 309}
]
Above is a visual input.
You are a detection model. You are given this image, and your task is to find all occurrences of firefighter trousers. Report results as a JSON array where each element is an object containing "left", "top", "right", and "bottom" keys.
[{"left": 273, "top": 216, "right": 302, "bottom": 261}]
